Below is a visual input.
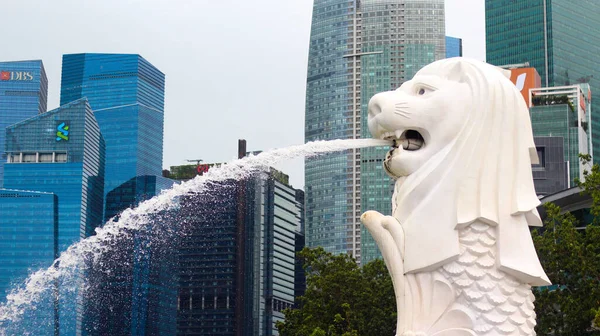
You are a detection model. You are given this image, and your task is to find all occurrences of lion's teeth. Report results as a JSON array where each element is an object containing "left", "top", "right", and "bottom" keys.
[
  {"left": 403, "top": 139, "right": 423, "bottom": 150},
  {"left": 395, "top": 130, "right": 402, "bottom": 139}
]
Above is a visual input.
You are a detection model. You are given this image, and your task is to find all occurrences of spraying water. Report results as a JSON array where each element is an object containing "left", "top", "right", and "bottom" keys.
[{"left": 0, "top": 138, "right": 391, "bottom": 334}]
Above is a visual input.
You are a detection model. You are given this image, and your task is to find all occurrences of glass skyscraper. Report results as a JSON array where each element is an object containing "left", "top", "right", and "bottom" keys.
[
  {"left": 0, "top": 60, "right": 48, "bottom": 187},
  {"left": 3, "top": 98, "right": 105, "bottom": 335},
  {"left": 305, "top": 0, "right": 445, "bottom": 263},
  {"left": 0, "top": 189, "right": 58, "bottom": 335},
  {"left": 445, "top": 36, "right": 462, "bottom": 58},
  {"left": 486, "top": 0, "right": 600, "bottom": 160},
  {"left": 59, "top": 53, "right": 165, "bottom": 220},
  {"left": 58, "top": 54, "right": 173, "bottom": 334},
  {"left": 81, "top": 175, "right": 178, "bottom": 336},
  {"left": 175, "top": 168, "right": 304, "bottom": 336}
]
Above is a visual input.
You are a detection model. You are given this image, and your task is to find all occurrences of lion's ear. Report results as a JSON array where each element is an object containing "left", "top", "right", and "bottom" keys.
[{"left": 446, "top": 61, "right": 466, "bottom": 83}]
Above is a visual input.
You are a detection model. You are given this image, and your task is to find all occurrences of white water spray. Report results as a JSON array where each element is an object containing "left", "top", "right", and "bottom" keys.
[{"left": 0, "top": 138, "right": 391, "bottom": 332}]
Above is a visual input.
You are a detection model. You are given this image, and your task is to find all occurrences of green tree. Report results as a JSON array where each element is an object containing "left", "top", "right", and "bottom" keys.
[
  {"left": 533, "top": 154, "right": 600, "bottom": 335},
  {"left": 276, "top": 247, "right": 395, "bottom": 336}
]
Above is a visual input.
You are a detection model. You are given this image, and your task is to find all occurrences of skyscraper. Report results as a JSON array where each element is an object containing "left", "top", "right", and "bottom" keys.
[
  {"left": 80, "top": 198, "right": 178, "bottom": 336},
  {"left": 0, "top": 60, "right": 48, "bottom": 187},
  {"left": 445, "top": 36, "right": 463, "bottom": 58},
  {"left": 0, "top": 190, "right": 58, "bottom": 335},
  {"left": 3, "top": 98, "right": 105, "bottom": 335},
  {"left": 530, "top": 84, "right": 592, "bottom": 195},
  {"left": 173, "top": 163, "right": 304, "bottom": 336},
  {"left": 4, "top": 98, "right": 105, "bottom": 252},
  {"left": 59, "top": 53, "right": 165, "bottom": 219},
  {"left": 305, "top": 0, "right": 445, "bottom": 263},
  {"left": 486, "top": 0, "right": 600, "bottom": 159},
  {"left": 58, "top": 54, "right": 174, "bottom": 334}
]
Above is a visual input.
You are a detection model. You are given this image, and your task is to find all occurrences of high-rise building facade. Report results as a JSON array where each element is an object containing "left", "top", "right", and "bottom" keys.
[
  {"left": 59, "top": 53, "right": 165, "bottom": 219},
  {"left": 3, "top": 98, "right": 105, "bottom": 335},
  {"left": 58, "top": 54, "right": 173, "bottom": 335},
  {"left": 486, "top": 0, "right": 600, "bottom": 159},
  {"left": 445, "top": 36, "right": 462, "bottom": 58},
  {"left": 529, "top": 84, "right": 592, "bottom": 195},
  {"left": 0, "top": 189, "right": 58, "bottom": 335},
  {"left": 0, "top": 60, "right": 48, "bottom": 187},
  {"left": 80, "top": 195, "right": 178, "bottom": 336},
  {"left": 4, "top": 98, "right": 105, "bottom": 252},
  {"left": 305, "top": 0, "right": 445, "bottom": 263},
  {"left": 175, "top": 167, "right": 304, "bottom": 336}
]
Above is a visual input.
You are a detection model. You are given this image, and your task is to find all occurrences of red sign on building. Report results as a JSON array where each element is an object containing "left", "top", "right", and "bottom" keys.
[
  {"left": 0, "top": 72, "right": 10, "bottom": 80},
  {"left": 509, "top": 68, "right": 541, "bottom": 107}
]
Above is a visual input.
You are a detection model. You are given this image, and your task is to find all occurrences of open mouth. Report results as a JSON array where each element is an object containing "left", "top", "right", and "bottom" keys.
[{"left": 380, "top": 129, "right": 425, "bottom": 151}]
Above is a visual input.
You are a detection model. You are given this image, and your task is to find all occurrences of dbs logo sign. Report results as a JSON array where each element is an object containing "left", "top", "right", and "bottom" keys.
[
  {"left": 509, "top": 68, "right": 541, "bottom": 106},
  {"left": 0, "top": 71, "right": 34, "bottom": 81}
]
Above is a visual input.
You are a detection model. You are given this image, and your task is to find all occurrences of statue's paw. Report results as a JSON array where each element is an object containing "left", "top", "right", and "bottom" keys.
[{"left": 360, "top": 210, "right": 384, "bottom": 227}]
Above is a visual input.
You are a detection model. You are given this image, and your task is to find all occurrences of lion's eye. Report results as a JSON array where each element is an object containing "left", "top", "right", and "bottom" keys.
[{"left": 418, "top": 88, "right": 426, "bottom": 95}]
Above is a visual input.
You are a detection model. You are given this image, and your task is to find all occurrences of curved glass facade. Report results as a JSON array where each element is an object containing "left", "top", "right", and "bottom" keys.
[{"left": 305, "top": 0, "right": 445, "bottom": 263}]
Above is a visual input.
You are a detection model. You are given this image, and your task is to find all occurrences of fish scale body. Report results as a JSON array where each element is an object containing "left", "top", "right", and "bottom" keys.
[{"left": 438, "top": 222, "right": 536, "bottom": 336}]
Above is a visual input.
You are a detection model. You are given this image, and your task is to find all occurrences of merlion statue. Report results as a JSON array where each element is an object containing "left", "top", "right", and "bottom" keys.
[{"left": 361, "top": 58, "right": 550, "bottom": 336}]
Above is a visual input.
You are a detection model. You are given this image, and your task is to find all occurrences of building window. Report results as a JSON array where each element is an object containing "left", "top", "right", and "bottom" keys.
[
  {"left": 39, "top": 153, "right": 53, "bottom": 162},
  {"left": 9, "top": 154, "right": 21, "bottom": 163},
  {"left": 23, "top": 153, "right": 36, "bottom": 163},
  {"left": 55, "top": 153, "right": 67, "bottom": 163},
  {"left": 533, "top": 147, "right": 545, "bottom": 168}
]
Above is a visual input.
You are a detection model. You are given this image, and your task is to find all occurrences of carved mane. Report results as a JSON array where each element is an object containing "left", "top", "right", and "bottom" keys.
[{"left": 391, "top": 58, "right": 550, "bottom": 286}]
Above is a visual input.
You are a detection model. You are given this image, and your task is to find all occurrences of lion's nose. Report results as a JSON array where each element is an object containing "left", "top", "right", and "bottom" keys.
[{"left": 368, "top": 92, "right": 385, "bottom": 119}]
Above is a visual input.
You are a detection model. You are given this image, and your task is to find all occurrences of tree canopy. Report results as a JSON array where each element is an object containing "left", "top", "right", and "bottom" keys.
[
  {"left": 532, "top": 154, "right": 600, "bottom": 335},
  {"left": 276, "top": 247, "right": 396, "bottom": 336}
]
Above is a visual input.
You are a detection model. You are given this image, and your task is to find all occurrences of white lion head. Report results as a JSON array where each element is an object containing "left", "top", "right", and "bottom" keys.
[{"left": 367, "top": 58, "right": 550, "bottom": 286}]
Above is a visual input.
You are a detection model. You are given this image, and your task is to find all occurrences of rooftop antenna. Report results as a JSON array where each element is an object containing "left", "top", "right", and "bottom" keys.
[{"left": 186, "top": 159, "right": 203, "bottom": 165}]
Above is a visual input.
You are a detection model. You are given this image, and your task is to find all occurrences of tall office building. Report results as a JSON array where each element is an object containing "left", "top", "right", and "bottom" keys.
[
  {"left": 59, "top": 53, "right": 165, "bottom": 219},
  {"left": 80, "top": 194, "right": 178, "bottom": 336},
  {"left": 174, "top": 164, "right": 304, "bottom": 336},
  {"left": 0, "top": 60, "right": 48, "bottom": 187},
  {"left": 0, "top": 190, "right": 58, "bottom": 335},
  {"left": 3, "top": 98, "right": 105, "bottom": 335},
  {"left": 58, "top": 54, "right": 174, "bottom": 334},
  {"left": 305, "top": 0, "right": 445, "bottom": 263},
  {"left": 445, "top": 36, "right": 463, "bottom": 58},
  {"left": 530, "top": 84, "right": 592, "bottom": 195},
  {"left": 486, "top": 0, "right": 600, "bottom": 159}
]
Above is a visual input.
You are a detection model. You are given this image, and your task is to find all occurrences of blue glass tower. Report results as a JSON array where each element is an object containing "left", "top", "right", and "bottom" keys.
[
  {"left": 0, "top": 60, "right": 48, "bottom": 187},
  {"left": 445, "top": 36, "right": 463, "bottom": 58},
  {"left": 3, "top": 98, "right": 105, "bottom": 335},
  {"left": 59, "top": 53, "right": 165, "bottom": 219},
  {"left": 81, "top": 175, "right": 178, "bottom": 336},
  {"left": 59, "top": 54, "right": 173, "bottom": 335},
  {"left": 0, "top": 189, "right": 58, "bottom": 335}
]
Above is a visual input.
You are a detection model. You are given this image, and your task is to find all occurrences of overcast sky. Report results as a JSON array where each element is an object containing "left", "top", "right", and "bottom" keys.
[{"left": 1, "top": 0, "right": 485, "bottom": 189}]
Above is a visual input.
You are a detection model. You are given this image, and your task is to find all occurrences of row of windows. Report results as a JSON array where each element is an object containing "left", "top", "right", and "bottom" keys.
[{"left": 7, "top": 152, "right": 67, "bottom": 163}]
